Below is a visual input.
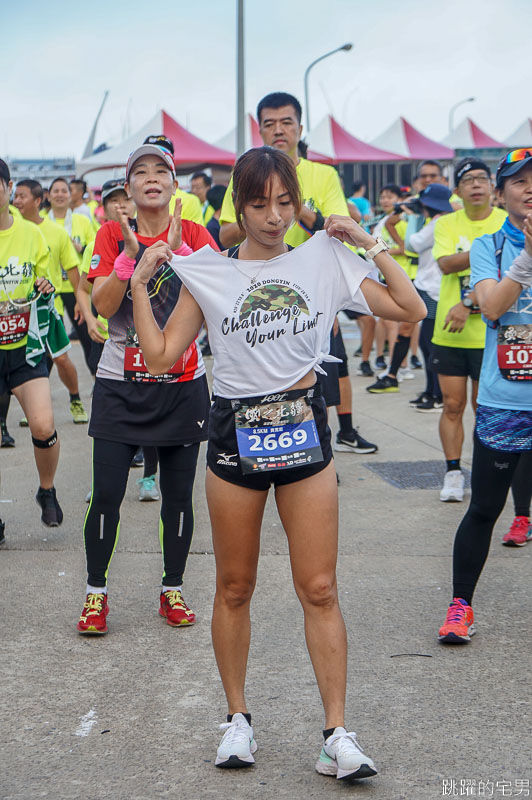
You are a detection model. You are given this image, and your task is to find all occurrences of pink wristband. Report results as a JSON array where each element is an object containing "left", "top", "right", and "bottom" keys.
[
  {"left": 114, "top": 252, "right": 136, "bottom": 280},
  {"left": 173, "top": 243, "right": 193, "bottom": 256}
]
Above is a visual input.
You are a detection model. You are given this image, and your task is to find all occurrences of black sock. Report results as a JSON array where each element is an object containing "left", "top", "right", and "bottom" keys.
[
  {"left": 323, "top": 727, "right": 337, "bottom": 741},
  {"left": 69, "top": 392, "right": 80, "bottom": 402},
  {"left": 337, "top": 413, "right": 352, "bottom": 436},
  {"left": 389, "top": 335, "right": 411, "bottom": 377},
  {"left": 227, "top": 712, "right": 251, "bottom": 724},
  {"left": 446, "top": 459, "right": 460, "bottom": 472}
]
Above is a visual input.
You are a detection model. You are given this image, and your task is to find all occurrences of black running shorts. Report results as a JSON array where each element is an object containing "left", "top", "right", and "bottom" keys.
[
  {"left": 207, "top": 386, "right": 333, "bottom": 491},
  {"left": 0, "top": 345, "right": 48, "bottom": 394},
  {"left": 430, "top": 345, "right": 483, "bottom": 380}
]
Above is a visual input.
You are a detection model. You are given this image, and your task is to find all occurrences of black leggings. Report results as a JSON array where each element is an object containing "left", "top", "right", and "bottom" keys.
[
  {"left": 453, "top": 436, "right": 532, "bottom": 605},
  {"left": 60, "top": 292, "right": 94, "bottom": 375},
  {"left": 83, "top": 438, "right": 200, "bottom": 587},
  {"left": 419, "top": 316, "right": 441, "bottom": 400}
]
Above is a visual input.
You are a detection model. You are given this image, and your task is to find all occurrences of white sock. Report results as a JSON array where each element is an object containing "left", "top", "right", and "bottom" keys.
[
  {"left": 87, "top": 584, "right": 107, "bottom": 595},
  {"left": 162, "top": 585, "right": 182, "bottom": 593}
]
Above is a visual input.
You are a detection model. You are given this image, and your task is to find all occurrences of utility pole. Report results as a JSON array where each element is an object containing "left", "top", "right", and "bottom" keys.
[{"left": 236, "top": 0, "right": 245, "bottom": 157}]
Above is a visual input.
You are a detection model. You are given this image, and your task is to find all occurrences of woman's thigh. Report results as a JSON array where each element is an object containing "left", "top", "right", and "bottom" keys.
[{"left": 206, "top": 468, "right": 268, "bottom": 587}]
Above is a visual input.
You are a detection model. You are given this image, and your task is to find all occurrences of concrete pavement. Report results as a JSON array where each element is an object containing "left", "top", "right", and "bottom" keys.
[{"left": 1, "top": 327, "right": 529, "bottom": 800}]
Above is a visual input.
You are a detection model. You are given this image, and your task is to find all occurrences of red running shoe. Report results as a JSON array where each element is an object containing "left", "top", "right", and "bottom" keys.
[
  {"left": 502, "top": 516, "right": 532, "bottom": 547},
  {"left": 159, "top": 590, "right": 196, "bottom": 627},
  {"left": 77, "top": 593, "right": 109, "bottom": 635},
  {"left": 438, "top": 598, "right": 475, "bottom": 644}
]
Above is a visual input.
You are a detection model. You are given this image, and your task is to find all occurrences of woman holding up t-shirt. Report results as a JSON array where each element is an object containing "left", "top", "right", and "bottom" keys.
[{"left": 131, "top": 147, "right": 425, "bottom": 780}]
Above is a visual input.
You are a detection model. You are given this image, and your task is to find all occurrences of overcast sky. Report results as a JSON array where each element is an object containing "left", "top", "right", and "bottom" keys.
[{"left": 3, "top": 0, "right": 530, "bottom": 159}]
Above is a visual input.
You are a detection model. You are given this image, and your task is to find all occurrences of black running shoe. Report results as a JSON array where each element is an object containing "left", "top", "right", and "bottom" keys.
[
  {"left": 410, "top": 354, "right": 423, "bottom": 369},
  {"left": 1, "top": 421, "right": 15, "bottom": 448},
  {"left": 131, "top": 447, "right": 144, "bottom": 468},
  {"left": 375, "top": 356, "right": 387, "bottom": 371},
  {"left": 367, "top": 375, "right": 399, "bottom": 394},
  {"left": 353, "top": 346, "right": 362, "bottom": 357},
  {"left": 416, "top": 396, "right": 443, "bottom": 413},
  {"left": 409, "top": 392, "right": 429, "bottom": 407},
  {"left": 357, "top": 360, "right": 374, "bottom": 377},
  {"left": 334, "top": 430, "right": 378, "bottom": 454},
  {"left": 36, "top": 487, "right": 64, "bottom": 528}
]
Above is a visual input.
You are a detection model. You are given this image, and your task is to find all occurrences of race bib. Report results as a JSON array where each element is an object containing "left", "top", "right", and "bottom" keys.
[
  {"left": 497, "top": 324, "right": 532, "bottom": 381},
  {"left": 0, "top": 310, "right": 30, "bottom": 345},
  {"left": 123, "top": 327, "right": 184, "bottom": 383},
  {"left": 235, "top": 395, "right": 323, "bottom": 475}
]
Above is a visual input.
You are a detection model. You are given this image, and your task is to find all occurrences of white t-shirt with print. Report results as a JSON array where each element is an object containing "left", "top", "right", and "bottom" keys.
[{"left": 171, "top": 231, "right": 373, "bottom": 398}]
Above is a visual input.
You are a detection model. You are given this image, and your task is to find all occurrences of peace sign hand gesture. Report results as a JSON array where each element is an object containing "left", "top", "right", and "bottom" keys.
[
  {"left": 167, "top": 198, "right": 182, "bottom": 251},
  {"left": 117, "top": 208, "right": 139, "bottom": 259}
]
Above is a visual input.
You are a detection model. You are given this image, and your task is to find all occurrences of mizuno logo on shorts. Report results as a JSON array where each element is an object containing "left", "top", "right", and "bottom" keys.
[{"left": 217, "top": 453, "right": 238, "bottom": 467}]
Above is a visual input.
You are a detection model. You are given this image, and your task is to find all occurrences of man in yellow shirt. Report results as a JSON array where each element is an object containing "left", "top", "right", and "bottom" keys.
[
  {"left": 190, "top": 172, "right": 214, "bottom": 223},
  {"left": 14, "top": 179, "right": 89, "bottom": 423},
  {"left": 0, "top": 159, "right": 63, "bottom": 527},
  {"left": 47, "top": 177, "right": 95, "bottom": 374},
  {"left": 220, "top": 91, "right": 377, "bottom": 455},
  {"left": 432, "top": 157, "right": 507, "bottom": 502}
]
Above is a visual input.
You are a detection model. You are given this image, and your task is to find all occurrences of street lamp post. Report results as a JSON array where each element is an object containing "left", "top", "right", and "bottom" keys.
[
  {"left": 304, "top": 43, "right": 353, "bottom": 133},
  {"left": 236, "top": 0, "right": 245, "bottom": 157},
  {"left": 448, "top": 97, "right": 475, "bottom": 135}
]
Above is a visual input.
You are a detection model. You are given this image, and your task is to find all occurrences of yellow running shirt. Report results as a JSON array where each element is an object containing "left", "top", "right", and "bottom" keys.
[
  {"left": 52, "top": 213, "right": 96, "bottom": 293},
  {"left": 38, "top": 216, "right": 79, "bottom": 295},
  {"left": 220, "top": 157, "right": 349, "bottom": 248},
  {"left": 0, "top": 215, "right": 50, "bottom": 350},
  {"left": 80, "top": 241, "right": 108, "bottom": 340},
  {"left": 169, "top": 189, "right": 204, "bottom": 225},
  {"left": 432, "top": 207, "right": 507, "bottom": 349}
]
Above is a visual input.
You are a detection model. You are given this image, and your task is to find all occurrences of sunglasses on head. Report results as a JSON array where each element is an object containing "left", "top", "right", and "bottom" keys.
[{"left": 503, "top": 149, "right": 532, "bottom": 164}]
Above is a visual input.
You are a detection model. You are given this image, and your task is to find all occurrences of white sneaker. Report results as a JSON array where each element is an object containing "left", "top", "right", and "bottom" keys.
[
  {"left": 137, "top": 475, "right": 160, "bottom": 501},
  {"left": 215, "top": 713, "right": 257, "bottom": 768},
  {"left": 316, "top": 727, "right": 377, "bottom": 781},
  {"left": 398, "top": 367, "right": 415, "bottom": 381},
  {"left": 440, "top": 470, "right": 464, "bottom": 502}
]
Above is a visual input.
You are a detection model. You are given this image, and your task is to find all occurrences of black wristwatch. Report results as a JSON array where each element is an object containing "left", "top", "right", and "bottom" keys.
[{"left": 311, "top": 210, "right": 325, "bottom": 233}]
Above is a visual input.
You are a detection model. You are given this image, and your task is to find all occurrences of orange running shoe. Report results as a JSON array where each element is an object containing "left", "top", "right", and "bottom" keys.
[
  {"left": 502, "top": 516, "right": 532, "bottom": 547},
  {"left": 159, "top": 590, "right": 196, "bottom": 627},
  {"left": 77, "top": 593, "right": 109, "bottom": 635},
  {"left": 438, "top": 598, "right": 475, "bottom": 644}
]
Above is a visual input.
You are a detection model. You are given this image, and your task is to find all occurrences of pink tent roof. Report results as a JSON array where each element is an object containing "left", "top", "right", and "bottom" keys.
[
  {"left": 442, "top": 117, "right": 505, "bottom": 149},
  {"left": 308, "top": 115, "right": 403, "bottom": 163},
  {"left": 77, "top": 109, "right": 235, "bottom": 176},
  {"left": 372, "top": 117, "right": 454, "bottom": 160}
]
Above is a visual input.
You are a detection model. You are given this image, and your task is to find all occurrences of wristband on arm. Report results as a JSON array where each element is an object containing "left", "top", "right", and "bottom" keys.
[
  {"left": 311, "top": 210, "right": 325, "bottom": 233},
  {"left": 114, "top": 252, "right": 136, "bottom": 281},
  {"left": 173, "top": 243, "right": 193, "bottom": 256}
]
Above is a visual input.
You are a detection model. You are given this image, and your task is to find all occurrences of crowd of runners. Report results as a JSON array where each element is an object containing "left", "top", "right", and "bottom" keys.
[{"left": 1, "top": 90, "right": 531, "bottom": 782}]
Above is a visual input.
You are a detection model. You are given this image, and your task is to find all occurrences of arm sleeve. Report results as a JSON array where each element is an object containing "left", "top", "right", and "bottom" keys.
[
  {"left": 409, "top": 220, "right": 435, "bottom": 254},
  {"left": 219, "top": 176, "right": 237, "bottom": 225},
  {"left": 432, "top": 214, "right": 456, "bottom": 261},
  {"left": 60, "top": 229, "right": 81, "bottom": 272},
  {"left": 87, "top": 223, "right": 119, "bottom": 283},
  {"left": 470, "top": 236, "right": 498, "bottom": 289},
  {"left": 330, "top": 235, "right": 372, "bottom": 314}
]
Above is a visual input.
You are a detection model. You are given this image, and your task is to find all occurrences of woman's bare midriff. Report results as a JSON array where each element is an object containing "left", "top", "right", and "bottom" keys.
[{"left": 287, "top": 369, "right": 317, "bottom": 392}]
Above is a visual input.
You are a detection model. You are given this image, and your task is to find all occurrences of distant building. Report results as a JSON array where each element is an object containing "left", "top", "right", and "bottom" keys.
[{"left": 5, "top": 157, "right": 76, "bottom": 186}]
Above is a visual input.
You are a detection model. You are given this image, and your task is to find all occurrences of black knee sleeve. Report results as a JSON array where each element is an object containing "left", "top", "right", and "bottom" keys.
[{"left": 32, "top": 431, "right": 58, "bottom": 449}]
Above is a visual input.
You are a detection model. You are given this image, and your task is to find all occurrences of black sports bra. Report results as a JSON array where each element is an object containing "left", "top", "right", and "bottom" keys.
[{"left": 228, "top": 244, "right": 294, "bottom": 259}]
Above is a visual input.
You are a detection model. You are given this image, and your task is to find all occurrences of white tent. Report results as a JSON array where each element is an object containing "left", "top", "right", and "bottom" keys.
[
  {"left": 215, "top": 114, "right": 262, "bottom": 152},
  {"left": 441, "top": 117, "right": 505, "bottom": 149},
  {"left": 505, "top": 119, "right": 532, "bottom": 147}
]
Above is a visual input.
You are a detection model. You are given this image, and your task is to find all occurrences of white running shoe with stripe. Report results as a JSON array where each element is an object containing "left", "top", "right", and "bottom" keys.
[
  {"left": 215, "top": 713, "right": 257, "bottom": 768},
  {"left": 316, "top": 727, "right": 377, "bottom": 781}
]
